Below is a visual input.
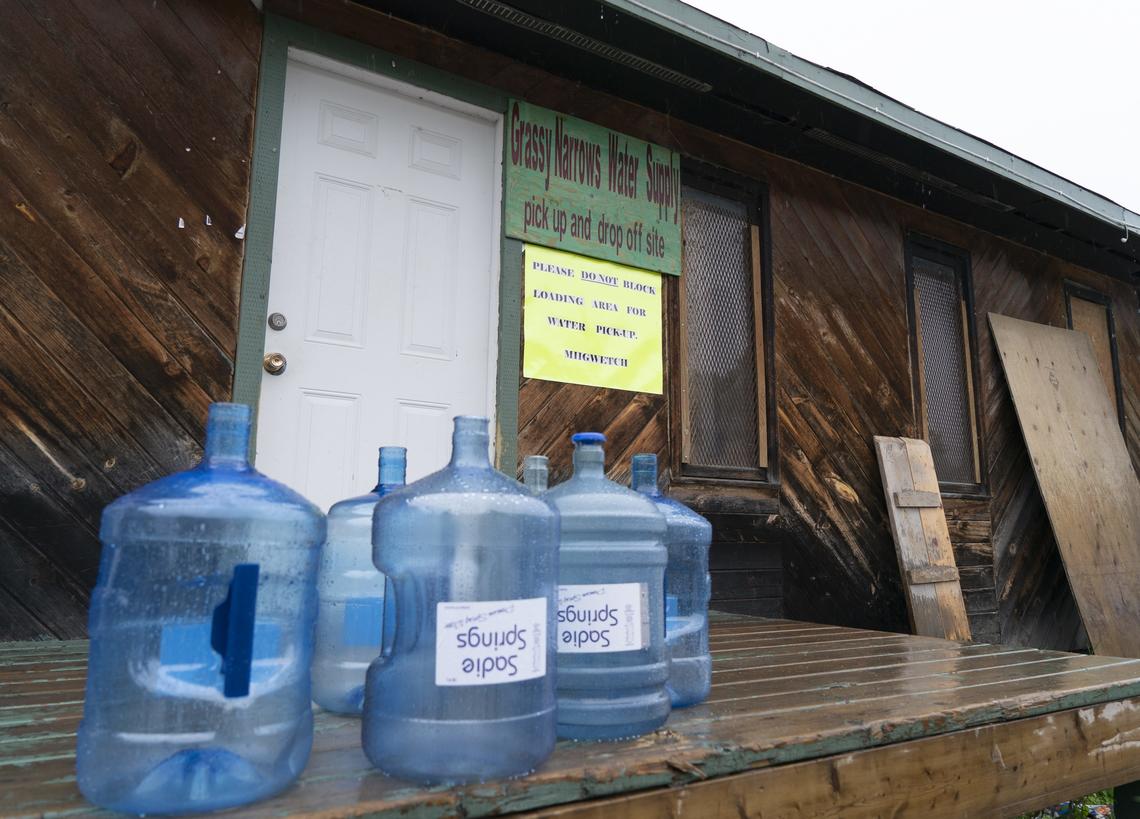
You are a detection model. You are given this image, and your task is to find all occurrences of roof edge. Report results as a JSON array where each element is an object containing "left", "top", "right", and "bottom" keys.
[{"left": 607, "top": 0, "right": 1140, "bottom": 240}]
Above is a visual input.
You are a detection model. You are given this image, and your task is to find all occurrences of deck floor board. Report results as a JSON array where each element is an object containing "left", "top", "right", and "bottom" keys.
[{"left": 3, "top": 616, "right": 1140, "bottom": 817}]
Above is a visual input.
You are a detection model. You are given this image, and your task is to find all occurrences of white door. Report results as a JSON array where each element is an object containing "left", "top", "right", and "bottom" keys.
[{"left": 256, "top": 54, "right": 501, "bottom": 511}]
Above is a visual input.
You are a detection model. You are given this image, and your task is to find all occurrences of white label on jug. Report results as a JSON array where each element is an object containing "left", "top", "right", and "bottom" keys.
[
  {"left": 435, "top": 597, "right": 547, "bottom": 686},
  {"left": 557, "top": 583, "right": 649, "bottom": 653}
]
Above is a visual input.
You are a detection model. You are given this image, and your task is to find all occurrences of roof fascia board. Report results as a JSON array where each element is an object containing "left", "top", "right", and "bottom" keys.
[{"left": 606, "top": 0, "right": 1140, "bottom": 238}]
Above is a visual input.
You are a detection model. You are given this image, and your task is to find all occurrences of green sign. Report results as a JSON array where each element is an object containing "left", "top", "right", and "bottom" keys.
[{"left": 505, "top": 100, "right": 682, "bottom": 276}]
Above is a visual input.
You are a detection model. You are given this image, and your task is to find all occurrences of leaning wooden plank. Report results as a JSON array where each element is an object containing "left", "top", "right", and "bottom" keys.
[
  {"left": 902, "top": 438, "right": 974, "bottom": 640},
  {"left": 989, "top": 313, "right": 1140, "bottom": 659},
  {"left": 875, "top": 436, "right": 942, "bottom": 636},
  {"left": 526, "top": 697, "right": 1140, "bottom": 819},
  {"left": 874, "top": 436, "right": 971, "bottom": 641}
]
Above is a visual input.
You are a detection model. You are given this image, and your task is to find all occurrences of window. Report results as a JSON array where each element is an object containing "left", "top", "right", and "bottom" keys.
[
  {"left": 1064, "top": 282, "right": 1124, "bottom": 429},
  {"left": 905, "top": 237, "right": 983, "bottom": 493},
  {"left": 676, "top": 168, "right": 772, "bottom": 482}
]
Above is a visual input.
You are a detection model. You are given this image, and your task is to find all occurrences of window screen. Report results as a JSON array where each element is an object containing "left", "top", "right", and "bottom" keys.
[
  {"left": 911, "top": 254, "right": 979, "bottom": 486},
  {"left": 680, "top": 186, "right": 765, "bottom": 477}
]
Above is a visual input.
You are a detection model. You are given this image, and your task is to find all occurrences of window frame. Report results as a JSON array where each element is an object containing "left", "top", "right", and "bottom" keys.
[
  {"left": 1063, "top": 280, "right": 1125, "bottom": 430},
  {"left": 903, "top": 233, "right": 987, "bottom": 498},
  {"left": 670, "top": 159, "right": 777, "bottom": 486}
]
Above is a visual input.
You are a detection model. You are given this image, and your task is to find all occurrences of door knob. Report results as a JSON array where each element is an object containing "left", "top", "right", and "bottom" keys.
[{"left": 263, "top": 352, "right": 287, "bottom": 375}]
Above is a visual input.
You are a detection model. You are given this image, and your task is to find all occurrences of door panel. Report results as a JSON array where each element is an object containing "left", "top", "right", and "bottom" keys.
[{"left": 256, "top": 58, "right": 499, "bottom": 511}]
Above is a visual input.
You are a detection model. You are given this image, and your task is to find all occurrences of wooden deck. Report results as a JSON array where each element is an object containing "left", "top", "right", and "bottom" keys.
[{"left": 5, "top": 615, "right": 1140, "bottom": 817}]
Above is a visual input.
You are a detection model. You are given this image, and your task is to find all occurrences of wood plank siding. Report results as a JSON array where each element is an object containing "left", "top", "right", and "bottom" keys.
[
  {"left": 0, "top": 0, "right": 260, "bottom": 638},
  {"left": 2, "top": 0, "right": 1137, "bottom": 656},
  {"left": 280, "top": 0, "right": 1140, "bottom": 646}
]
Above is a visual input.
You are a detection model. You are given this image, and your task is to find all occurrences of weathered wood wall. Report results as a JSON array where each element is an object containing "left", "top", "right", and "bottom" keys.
[
  {"left": 764, "top": 159, "right": 1139, "bottom": 646},
  {"left": 515, "top": 313, "right": 784, "bottom": 618},
  {"left": 292, "top": 0, "right": 1138, "bottom": 647},
  {"left": 974, "top": 244, "right": 1138, "bottom": 650},
  {"left": 0, "top": 0, "right": 260, "bottom": 639},
  {"left": 7, "top": 0, "right": 1137, "bottom": 650}
]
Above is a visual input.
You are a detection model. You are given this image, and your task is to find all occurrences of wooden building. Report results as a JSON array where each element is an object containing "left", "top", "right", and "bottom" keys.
[{"left": 1, "top": 0, "right": 1137, "bottom": 652}]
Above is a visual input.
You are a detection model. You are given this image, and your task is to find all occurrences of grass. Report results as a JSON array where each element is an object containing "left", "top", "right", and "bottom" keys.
[{"left": 1017, "top": 789, "right": 1114, "bottom": 818}]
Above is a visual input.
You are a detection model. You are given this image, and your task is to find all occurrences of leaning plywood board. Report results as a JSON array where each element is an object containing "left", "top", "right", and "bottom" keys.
[
  {"left": 874, "top": 436, "right": 971, "bottom": 641},
  {"left": 989, "top": 313, "right": 1140, "bottom": 658}
]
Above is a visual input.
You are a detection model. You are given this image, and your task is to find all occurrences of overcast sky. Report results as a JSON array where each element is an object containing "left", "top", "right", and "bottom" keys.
[{"left": 686, "top": 0, "right": 1140, "bottom": 214}]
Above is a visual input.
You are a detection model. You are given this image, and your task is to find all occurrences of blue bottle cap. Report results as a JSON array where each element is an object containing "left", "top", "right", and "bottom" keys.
[{"left": 571, "top": 432, "right": 606, "bottom": 445}]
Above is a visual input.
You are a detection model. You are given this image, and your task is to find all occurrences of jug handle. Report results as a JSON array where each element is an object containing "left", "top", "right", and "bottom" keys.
[
  {"left": 210, "top": 563, "right": 260, "bottom": 698},
  {"left": 375, "top": 575, "right": 419, "bottom": 666},
  {"left": 379, "top": 576, "right": 396, "bottom": 661}
]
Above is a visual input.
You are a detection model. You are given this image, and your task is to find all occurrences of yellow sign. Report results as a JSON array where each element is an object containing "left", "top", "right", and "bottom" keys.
[{"left": 523, "top": 244, "right": 663, "bottom": 394}]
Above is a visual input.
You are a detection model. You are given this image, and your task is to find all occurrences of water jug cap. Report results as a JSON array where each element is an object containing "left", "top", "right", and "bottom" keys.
[
  {"left": 524, "top": 455, "right": 548, "bottom": 467},
  {"left": 571, "top": 432, "right": 606, "bottom": 445}
]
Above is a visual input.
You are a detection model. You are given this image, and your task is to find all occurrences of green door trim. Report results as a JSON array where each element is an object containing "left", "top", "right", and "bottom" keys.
[{"left": 234, "top": 13, "right": 521, "bottom": 473}]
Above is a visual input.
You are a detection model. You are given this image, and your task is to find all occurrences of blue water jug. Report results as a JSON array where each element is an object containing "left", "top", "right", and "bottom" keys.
[
  {"left": 523, "top": 455, "right": 549, "bottom": 493},
  {"left": 631, "top": 454, "right": 712, "bottom": 707},
  {"left": 543, "top": 433, "right": 670, "bottom": 740},
  {"left": 76, "top": 403, "right": 325, "bottom": 815},
  {"left": 312, "top": 447, "right": 405, "bottom": 714},
  {"left": 362, "top": 416, "right": 559, "bottom": 783}
]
